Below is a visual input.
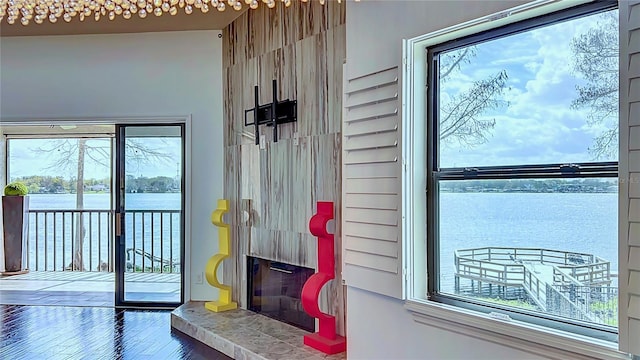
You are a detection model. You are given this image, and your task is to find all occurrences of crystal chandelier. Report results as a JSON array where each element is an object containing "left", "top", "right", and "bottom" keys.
[{"left": 0, "top": 0, "right": 342, "bottom": 26}]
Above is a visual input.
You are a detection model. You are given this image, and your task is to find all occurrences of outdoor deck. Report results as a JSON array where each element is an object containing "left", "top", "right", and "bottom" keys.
[
  {"left": 0, "top": 271, "right": 180, "bottom": 306},
  {"left": 0, "top": 207, "right": 183, "bottom": 306},
  {"left": 454, "top": 247, "right": 617, "bottom": 325}
]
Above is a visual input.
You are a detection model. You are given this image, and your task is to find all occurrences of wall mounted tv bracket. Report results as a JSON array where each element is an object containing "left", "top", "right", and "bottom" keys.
[{"left": 244, "top": 79, "right": 297, "bottom": 145}]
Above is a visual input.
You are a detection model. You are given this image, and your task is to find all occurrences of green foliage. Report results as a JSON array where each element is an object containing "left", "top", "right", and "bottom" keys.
[
  {"left": 590, "top": 298, "right": 616, "bottom": 311},
  {"left": 479, "top": 297, "right": 538, "bottom": 311},
  {"left": 125, "top": 176, "right": 179, "bottom": 193},
  {"left": 440, "top": 178, "right": 617, "bottom": 193},
  {"left": 12, "top": 175, "right": 74, "bottom": 194},
  {"left": 10, "top": 175, "right": 178, "bottom": 194},
  {"left": 590, "top": 298, "right": 618, "bottom": 326},
  {"left": 4, "top": 182, "right": 28, "bottom": 196}
]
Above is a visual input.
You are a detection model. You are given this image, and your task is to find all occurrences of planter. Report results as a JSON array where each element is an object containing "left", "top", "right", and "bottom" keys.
[{"left": 2, "top": 195, "right": 29, "bottom": 275}]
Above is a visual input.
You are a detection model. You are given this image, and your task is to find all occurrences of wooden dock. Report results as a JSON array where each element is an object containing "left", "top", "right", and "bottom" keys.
[{"left": 453, "top": 247, "right": 616, "bottom": 325}]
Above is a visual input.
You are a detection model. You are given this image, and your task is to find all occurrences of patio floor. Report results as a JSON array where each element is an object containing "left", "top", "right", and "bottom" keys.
[{"left": 0, "top": 271, "right": 181, "bottom": 307}]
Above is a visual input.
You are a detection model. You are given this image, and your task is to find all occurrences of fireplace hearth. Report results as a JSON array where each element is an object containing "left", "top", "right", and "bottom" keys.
[{"left": 247, "top": 256, "right": 315, "bottom": 332}]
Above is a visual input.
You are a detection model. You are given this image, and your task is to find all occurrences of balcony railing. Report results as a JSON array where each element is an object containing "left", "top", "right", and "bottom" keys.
[
  {"left": 26, "top": 209, "right": 181, "bottom": 273},
  {"left": 454, "top": 246, "right": 617, "bottom": 326},
  {"left": 124, "top": 210, "right": 181, "bottom": 273}
]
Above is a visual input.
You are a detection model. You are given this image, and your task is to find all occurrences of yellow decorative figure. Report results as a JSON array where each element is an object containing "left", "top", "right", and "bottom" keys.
[{"left": 204, "top": 199, "right": 237, "bottom": 312}]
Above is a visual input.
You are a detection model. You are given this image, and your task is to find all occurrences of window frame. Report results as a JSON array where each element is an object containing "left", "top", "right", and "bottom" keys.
[
  {"left": 402, "top": 0, "right": 629, "bottom": 357},
  {"left": 427, "top": 0, "right": 619, "bottom": 342}
]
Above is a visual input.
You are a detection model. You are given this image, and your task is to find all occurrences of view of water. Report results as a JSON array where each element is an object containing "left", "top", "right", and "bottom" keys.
[
  {"left": 438, "top": 192, "right": 618, "bottom": 292},
  {"left": 26, "top": 193, "right": 182, "bottom": 272},
  {"left": 28, "top": 193, "right": 181, "bottom": 211},
  {"left": 24, "top": 192, "right": 617, "bottom": 286}
]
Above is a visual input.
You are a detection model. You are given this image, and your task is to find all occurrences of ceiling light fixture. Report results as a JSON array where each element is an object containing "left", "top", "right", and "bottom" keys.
[{"left": 0, "top": 0, "right": 343, "bottom": 26}]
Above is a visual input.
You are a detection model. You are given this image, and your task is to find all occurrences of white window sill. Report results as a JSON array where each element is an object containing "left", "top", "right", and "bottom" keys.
[{"left": 405, "top": 299, "right": 631, "bottom": 360}]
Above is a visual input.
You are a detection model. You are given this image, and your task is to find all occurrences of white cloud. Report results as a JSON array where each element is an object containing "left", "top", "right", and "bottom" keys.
[{"left": 439, "top": 11, "right": 616, "bottom": 168}]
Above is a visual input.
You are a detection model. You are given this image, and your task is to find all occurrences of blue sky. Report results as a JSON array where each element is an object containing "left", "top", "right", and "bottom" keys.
[
  {"left": 439, "top": 9, "right": 618, "bottom": 168},
  {"left": 9, "top": 137, "right": 181, "bottom": 181}
]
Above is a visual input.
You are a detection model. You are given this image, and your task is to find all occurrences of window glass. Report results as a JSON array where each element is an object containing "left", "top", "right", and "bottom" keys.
[
  {"left": 438, "top": 9, "right": 619, "bottom": 169},
  {"left": 430, "top": 4, "right": 619, "bottom": 334},
  {"left": 438, "top": 178, "right": 618, "bottom": 327}
]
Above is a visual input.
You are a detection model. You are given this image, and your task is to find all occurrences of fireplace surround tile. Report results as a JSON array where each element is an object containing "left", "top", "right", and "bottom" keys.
[{"left": 171, "top": 302, "right": 346, "bottom": 360}]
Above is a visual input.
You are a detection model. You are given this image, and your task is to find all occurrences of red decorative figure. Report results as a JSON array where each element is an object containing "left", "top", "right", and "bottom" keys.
[{"left": 301, "top": 201, "right": 346, "bottom": 354}]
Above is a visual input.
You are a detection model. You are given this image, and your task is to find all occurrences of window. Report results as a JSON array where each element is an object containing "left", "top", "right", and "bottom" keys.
[{"left": 426, "top": 2, "right": 619, "bottom": 341}]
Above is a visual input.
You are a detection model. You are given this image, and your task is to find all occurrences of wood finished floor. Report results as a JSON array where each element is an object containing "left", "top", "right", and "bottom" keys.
[{"left": 0, "top": 305, "right": 232, "bottom": 360}]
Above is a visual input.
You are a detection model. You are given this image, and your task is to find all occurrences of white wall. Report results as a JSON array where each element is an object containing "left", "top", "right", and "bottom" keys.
[
  {"left": 344, "top": 1, "right": 589, "bottom": 359},
  {"left": 0, "top": 30, "right": 223, "bottom": 301},
  {"left": 347, "top": 287, "right": 546, "bottom": 360},
  {"left": 346, "top": 0, "right": 529, "bottom": 80}
]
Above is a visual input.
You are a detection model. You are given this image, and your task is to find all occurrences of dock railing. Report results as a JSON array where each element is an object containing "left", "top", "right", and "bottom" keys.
[
  {"left": 545, "top": 284, "right": 596, "bottom": 322},
  {"left": 455, "top": 247, "right": 601, "bottom": 266},
  {"left": 555, "top": 259, "right": 611, "bottom": 286},
  {"left": 25, "top": 209, "right": 181, "bottom": 273},
  {"left": 522, "top": 264, "right": 547, "bottom": 309},
  {"left": 454, "top": 246, "right": 617, "bottom": 326},
  {"left": 455, "top": 256, "right": 526, "bottom": 286},
  {"left": 455, "top": 248, "right": 610, "bottom": 276}
]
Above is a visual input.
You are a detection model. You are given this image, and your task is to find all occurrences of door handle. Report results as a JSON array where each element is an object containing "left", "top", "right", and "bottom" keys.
[
  {"left": 269, "top": 266, "right": 293, "bottom": 274},
  {"left": 115, "top": 213, "right": 122, "bottom": 237}
]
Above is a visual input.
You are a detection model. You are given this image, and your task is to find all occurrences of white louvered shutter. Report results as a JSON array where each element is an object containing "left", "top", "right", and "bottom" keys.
[
  {"left": 620, "top": 1, "right": 640, "bottom": 356},
  {"left": 342, "top": 66, "right": 404, "bottom": 299}
]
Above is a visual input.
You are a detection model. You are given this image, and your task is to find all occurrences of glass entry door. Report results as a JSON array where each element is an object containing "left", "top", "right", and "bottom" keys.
[{"left": 114, "top": 124, "right": 184, "bottom": 307}]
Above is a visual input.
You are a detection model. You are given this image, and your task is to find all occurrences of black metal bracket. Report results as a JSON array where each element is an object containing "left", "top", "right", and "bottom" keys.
[
  {"left": 244, "top": 79, "right": 297, "bottom": 145},
  {"left": 560, "top": 163, "right": 581, "bottom": 174}
]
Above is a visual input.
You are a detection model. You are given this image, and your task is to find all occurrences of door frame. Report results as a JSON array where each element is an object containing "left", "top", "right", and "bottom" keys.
[
  {"left": 114, "top": 123, "right": 186, "bottom": 308},
  {"left": 0, "top": 116, "right": 193, "bottom": 305}
]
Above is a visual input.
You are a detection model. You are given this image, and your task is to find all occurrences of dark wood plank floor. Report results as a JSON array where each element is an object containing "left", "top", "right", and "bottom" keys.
[{"left": 0, "top": 305, "right": 232, "bottom": 360}]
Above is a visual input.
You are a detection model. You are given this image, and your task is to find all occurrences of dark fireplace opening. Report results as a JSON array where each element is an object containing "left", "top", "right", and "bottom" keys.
[{"left": 247, "top": 256, "right": 315, "bottom": 332}]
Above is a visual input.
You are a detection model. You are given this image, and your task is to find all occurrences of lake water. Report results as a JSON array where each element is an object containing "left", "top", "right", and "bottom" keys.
[
  {"left": 23, "top": 192, "right": 618, "bottom": 287},
  {"left": 439, "top": 192, "right": 618, "bottom": 291},
  {"left": 27, "top": 193, "right": 181, "bottom": 210},
  {"left": 25, "top": 193, "right": 182, "bottom": 272}
]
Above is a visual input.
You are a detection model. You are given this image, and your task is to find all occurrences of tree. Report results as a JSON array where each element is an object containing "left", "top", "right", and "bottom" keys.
[
  {"left": 36, "top": 137, "right": 173, "bottom": 271},
  {"left": 571, "top": 10, "right": 618, "bottom": 159},
  {"left": 73, "top": 139, "right": 87, "bottom": 270},
  {"left": 439, "top": 47, "right": 510, "bottom": 147},
  {"left": 36, "top": 139, "right": 105, "bottom": 270}
]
